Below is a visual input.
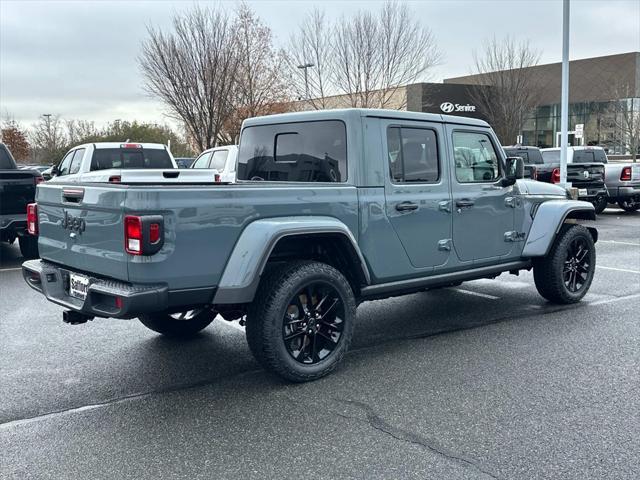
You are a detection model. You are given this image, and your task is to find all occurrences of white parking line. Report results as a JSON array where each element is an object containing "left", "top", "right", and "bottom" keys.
[
  {"left": 589, "top": 292, "right": 640, "bottom": 306},
  {"left": 0, "top": 267, "right": 22, "bottom": 272},
  {"left": 454, "top": 288, "right": 499, "bottom": 300},
  {"left": 599, "top": 240, "right": 640, "bottom": 247},
  {"left": 597, "top": 265, "right": 640, "bottom": 274}
]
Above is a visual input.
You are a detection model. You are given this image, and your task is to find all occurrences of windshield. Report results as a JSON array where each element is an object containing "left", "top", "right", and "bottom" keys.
[{"left": 90, "top": 148, "right": 173, "bottom": 171}]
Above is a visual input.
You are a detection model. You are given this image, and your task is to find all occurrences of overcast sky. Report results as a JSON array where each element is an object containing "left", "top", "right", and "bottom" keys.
[{"left": 1, "top": 0, "right": 638, "bottom": 129}]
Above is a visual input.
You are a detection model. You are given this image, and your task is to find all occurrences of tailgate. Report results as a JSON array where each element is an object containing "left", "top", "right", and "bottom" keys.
[
  {"left": 567, "top": 163, "right": 604, "bottom": 186},
  {"left": 36, "top": 183, "right": 128, "bottom": 281},
  {"left": 0, "top": 171, "right": 37, "bottom": 216}
]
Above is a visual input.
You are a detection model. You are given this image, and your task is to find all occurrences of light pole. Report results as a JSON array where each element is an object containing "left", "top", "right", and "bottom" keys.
[
  {"left": 560, "top": 0, "right": 570, "bottom": 187},
  {"left": 297, "top": 63, "right": 315, "bottom": 101},
  {"left": 42, "top": 113, "right": 53, "bottom": 153}
]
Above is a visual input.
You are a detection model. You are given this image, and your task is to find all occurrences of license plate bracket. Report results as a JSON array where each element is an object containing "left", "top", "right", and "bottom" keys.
[{"left": 69, "top": 273, "right": 90, "bottom": 301}]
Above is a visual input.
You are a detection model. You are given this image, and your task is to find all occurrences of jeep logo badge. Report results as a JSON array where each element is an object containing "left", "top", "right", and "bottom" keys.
[{"left": 62, "top": 210, "right": 86, "bottom": 234}]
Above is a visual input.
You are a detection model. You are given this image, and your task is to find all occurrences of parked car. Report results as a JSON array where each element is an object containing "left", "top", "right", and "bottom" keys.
[
  {"left": 47, "top": 142, "right": 178, "bottom": 183},
  {"left": 0, "top": 143, "right": 42, "bottom": 258},
  {"left": 503, "top": 145, "right": 544, "bottom": 180},
  {"left": 571, "top": 146, "right": 640, "bottom": 212},
  {"left": 175, "top": 157, "right": 195, "bottom": 169},
  {"left": 190, "top": 145, "right": 238, "bottom": 183},
  {"left": 540, "top": 147, "right": 608, "bottom": 213},
  {"left": 23, "top": 109, "right": 598, "bottom": 382}
]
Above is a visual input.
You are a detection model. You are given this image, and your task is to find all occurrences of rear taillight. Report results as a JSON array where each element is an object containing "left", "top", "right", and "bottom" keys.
[
  {"left": 124, "top": 215, "right": 164, "bottom": 255},
  {"left": 621, "top": 166, "right": 632, "bottom": 181},
  {"left": 109, "top": 175, "right": 121, "bottom": 183},
  {"left": 551, "top": 168, "right": 560, "bottom": 184},
  {"left": 125, "top": 216, "right": 142, "bottom": 254},
  {"left": 120, "top": 143, "right": 142, "bottom": 149},
  {"left": 27, "top": 203, "right": 38, "bottom": 235},
  {"left": 214, "top": 173, "right": 221, "bottom": 183}
]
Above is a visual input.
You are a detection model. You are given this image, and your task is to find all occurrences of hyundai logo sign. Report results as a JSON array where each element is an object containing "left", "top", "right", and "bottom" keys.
[{"left": 440, "top": 102, "right": 476, "bottom": 113}]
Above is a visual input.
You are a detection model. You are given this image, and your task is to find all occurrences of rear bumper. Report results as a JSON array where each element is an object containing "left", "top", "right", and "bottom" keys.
[
  {"left": 22, "top": 260, "right": 168, "bottom": 319},
  {"left": 575, "top": 186, "right": 607, "bottom": 201},
  {"left": 610, "top": 185, "right": 640, "bottom": 201}
]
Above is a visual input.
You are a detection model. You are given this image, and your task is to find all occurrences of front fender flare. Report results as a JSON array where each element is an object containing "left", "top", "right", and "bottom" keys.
[
  {"left": 522, "top": 200, "right": 596, "bottom": 257},
  {"left": 213, "top": 216, "right": 370, "bottom": 304}
]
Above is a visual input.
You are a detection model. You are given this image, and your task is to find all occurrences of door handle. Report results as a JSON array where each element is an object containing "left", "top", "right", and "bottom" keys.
[
  {"left": 455, "top": 199, "right": 475, "bottom": 208},
  {"left": 395, "top": 201, "right": 419, "bottom": 212}
]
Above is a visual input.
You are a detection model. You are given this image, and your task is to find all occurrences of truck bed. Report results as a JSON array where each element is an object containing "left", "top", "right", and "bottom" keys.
[{"left": 36, "top": 182, "right": 359, "bottom": 291}]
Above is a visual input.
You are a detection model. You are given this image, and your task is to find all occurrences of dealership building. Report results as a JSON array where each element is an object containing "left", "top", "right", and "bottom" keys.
[
  {"left": 414, "top": 52, "right": 640, "bottom": 153},
  {"left": 296, "top": 51, "right": 639, "bottom": 154}
]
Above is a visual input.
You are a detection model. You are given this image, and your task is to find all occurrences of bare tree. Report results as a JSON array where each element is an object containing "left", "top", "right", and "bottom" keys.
[
  {"left": 66, "top": 119, "right": 97, "bottom": 147},
  {"left": 288, "top": 9, "right": 332, "bottom": 109},
  {"left": 468, "top": 36, "right": 542, "bottom": 145},
  {"left": 288, "top": 1, "right": 441, "bottom": 109},
  {"left": 1, "top": 117, "right": 30, "bottom": 162},
  {"left": 605, "top": 83, "right": 640, "bottom": 161},
  {"left": 138, "top": 6, "right": 240, "bottom": 150},
  {"left": 220, "top": 3, "right": 291, "bottom": 143},
  {"left": 30, "top": 114, "right": 67, "bottom": 163}
]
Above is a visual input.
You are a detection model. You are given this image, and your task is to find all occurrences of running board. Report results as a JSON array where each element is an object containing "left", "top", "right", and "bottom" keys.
[{"left": 360, "top": 260, "right": 532, "bottom": 300}]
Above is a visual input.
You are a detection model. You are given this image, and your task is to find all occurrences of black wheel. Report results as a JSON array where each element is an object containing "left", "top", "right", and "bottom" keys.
[
  {"left": 533, "top": 224, "right": 596, "bottom": 304},
  {"left": 19, "top": 235, "right": 39, "bottom": 259},
  {"left": 592, "top": 195, "right": 608, "bottom": 214},
  {"left": 138, "top": 308, "right": 216, "bottom": 338},
  {"left": 618, "top": 199, "right": 640, "bottom": 212},
  {"left": 246, "top": 260, "right": 356, "bottom": 382}
]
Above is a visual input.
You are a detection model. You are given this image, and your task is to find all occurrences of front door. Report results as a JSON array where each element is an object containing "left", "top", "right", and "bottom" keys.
[
  {"left": 383, "top": 120, "right": 452, "bottom": 270},
  {"left": 447, "top": 127, "right": 515, "bottom": 263}
]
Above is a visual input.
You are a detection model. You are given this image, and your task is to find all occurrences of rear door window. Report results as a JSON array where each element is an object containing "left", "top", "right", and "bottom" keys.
[
  {"left": 387, "top": 126, "right": 440, "bottom": 183},
  {"left": 210, "top": 150, "right": 229, "bottom": 171},
  {"left": 192, "top": 152, "right": 212, "bottom": 169},
  {"left": 237, "top": 120, "right": 347, "bottom": 182},
  {"left": 90, "top": 148, "right": 173, "bottom": 170}
]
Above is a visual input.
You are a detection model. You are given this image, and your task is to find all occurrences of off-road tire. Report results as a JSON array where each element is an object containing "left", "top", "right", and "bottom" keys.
[
  {"left": 246, "top": 260, "right": 356, "bottom": 382},
  {"left": 592, "top": 195, "right": 608, "bottom": 215},
  {"left": 139, "top": 309, "right": 216, "bottom": 338},
  {"left": 618, "top": 200, "right": 640, "bottom": 212},
  {"left": 19, "top": 235, "right": 39, "bottom": 259},
  {"left": 533, "top": 224, "right": 596, "bottom": 304}
]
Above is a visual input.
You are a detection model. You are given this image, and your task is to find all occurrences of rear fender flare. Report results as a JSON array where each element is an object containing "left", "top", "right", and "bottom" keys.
[
  {"left": 213, "top": 216, "right": 370, "bottom": 304},
  {"left": 522, "top": 200, "right": 596, "bottom": 257}
]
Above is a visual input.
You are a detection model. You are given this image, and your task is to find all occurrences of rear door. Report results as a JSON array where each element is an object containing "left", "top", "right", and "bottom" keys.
[
  {"left": 382, "top": 119, "right": 452, "bottom": 270},
  {"left": 447, "top": 127, "right": 515, "bottom": 263},
  {"left": 37, "top": 183, "right": 129, "bottom": 280}
]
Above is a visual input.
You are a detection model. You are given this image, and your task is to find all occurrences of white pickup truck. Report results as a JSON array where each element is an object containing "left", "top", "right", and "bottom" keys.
[
  {"left": 190, "top": 145, "right": 238, "bottom": 183},
  {"left": 48, "top": 142, "right": 221, "bottom": 184}
]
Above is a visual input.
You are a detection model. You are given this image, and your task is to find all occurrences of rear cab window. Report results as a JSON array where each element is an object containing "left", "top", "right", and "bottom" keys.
[
  {"left": 90, "top": 147, "right": 173, "bottom": 171},
  {"left": 0, "top": 146, "right": 15, "bottom": 169},
  {"left": 237, "top": 120, "right": 347, "bottom": 182},
  {"left": 573, "top": 149, "right": 608, "bottom": 164}
]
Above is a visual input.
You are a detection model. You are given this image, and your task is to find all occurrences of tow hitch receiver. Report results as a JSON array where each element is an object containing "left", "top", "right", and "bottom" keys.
[{"left": 63, "top": 310, "right": 94, "bottom": 325}]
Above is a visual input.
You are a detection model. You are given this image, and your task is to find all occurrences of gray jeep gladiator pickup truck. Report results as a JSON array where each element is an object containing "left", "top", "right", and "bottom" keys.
[{"left": 23, "top": 109, "right": 598, "bottom": 382}]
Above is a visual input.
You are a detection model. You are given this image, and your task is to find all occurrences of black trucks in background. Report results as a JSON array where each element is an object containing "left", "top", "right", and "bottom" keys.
[
  {"left": 504, "top": 145, "right": 608, "bottom": 213},
  {"left": 0, "top": 143, "right": 42, "bottom": 258}
]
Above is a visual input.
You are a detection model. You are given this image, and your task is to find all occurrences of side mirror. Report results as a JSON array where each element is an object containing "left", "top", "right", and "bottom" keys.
[
  {"left": 51, "top": 164, "right": 60, "bottom": 176},
  {"left": 502, "top": 156, "right": 524, "bottom": 186}
]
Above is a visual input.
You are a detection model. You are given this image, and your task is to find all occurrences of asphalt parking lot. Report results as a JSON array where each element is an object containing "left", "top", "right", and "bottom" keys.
[{"left": 1, "top": 208, "right": 639, "bottom": 480}]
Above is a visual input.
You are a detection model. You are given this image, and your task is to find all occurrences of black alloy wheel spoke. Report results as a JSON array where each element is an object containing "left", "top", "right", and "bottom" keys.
[
  {"left": 282, "top": 282, "right": 345, "bottom": 365},
  {"left": 564, "top": 238, "right": 591, "bottom": 293}
]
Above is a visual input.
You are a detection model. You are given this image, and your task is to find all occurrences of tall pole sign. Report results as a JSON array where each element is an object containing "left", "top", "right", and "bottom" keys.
[{"left": 560, "top": 0, "right": 570, "bottom": 187}]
